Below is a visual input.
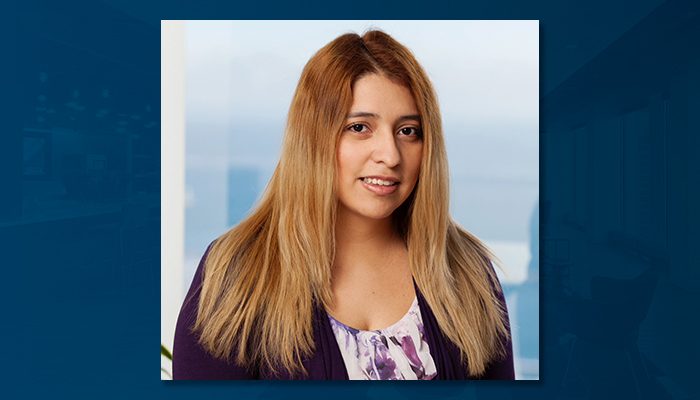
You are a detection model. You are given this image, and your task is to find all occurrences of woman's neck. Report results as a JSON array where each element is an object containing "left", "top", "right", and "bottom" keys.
[{"left": 333, "top": 206, "right": 405, "bottom": 274}]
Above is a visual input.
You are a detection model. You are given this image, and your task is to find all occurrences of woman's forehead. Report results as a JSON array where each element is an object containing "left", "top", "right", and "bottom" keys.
[{"left": 348, "top": 74, "right": 418, "bottom": 119}]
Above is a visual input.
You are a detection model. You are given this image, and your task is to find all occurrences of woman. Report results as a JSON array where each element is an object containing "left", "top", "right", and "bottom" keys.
[{"left": 173, "top": 29, "right": 514, "bottom": 380}]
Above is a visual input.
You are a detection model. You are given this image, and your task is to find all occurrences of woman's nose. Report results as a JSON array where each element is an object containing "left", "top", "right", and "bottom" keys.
[{"left": 371, "top": 129, "right": 401, "bottom": 167}]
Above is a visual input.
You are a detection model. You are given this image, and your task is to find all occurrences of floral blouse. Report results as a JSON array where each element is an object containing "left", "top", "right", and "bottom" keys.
[{"left": 327, "top": 297, "right": 438, "bottom": 380}]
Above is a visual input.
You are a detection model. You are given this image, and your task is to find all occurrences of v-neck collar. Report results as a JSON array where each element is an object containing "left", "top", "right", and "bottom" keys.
[{"left": 313, "top": 278, "right": 453, "bottom": 380}]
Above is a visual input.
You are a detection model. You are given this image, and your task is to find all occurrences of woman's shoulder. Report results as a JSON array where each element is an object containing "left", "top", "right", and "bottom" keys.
[
  {"left": 479, "top": 258, "right": 515, "bottom": 380},
  {"left": 172, "top": 241, "right": 257, "bottom": 379},
  {"left": 177, "top": 241, "right": 216, "bottom": 322}
]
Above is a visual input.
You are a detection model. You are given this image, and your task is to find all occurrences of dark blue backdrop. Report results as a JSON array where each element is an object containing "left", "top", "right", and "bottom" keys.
[{"left": 3, "top": 0, "right": 699, "bottom": 398}]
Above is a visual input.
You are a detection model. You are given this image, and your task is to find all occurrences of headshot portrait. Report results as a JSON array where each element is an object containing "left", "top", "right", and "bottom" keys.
[{"left": 161, "top": 20, "right": 539, "bottom": 380}]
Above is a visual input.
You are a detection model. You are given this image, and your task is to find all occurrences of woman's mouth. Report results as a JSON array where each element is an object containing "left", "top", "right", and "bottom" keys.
[{"left": 359, "top": 176, "right": 400, "bottom": 195}]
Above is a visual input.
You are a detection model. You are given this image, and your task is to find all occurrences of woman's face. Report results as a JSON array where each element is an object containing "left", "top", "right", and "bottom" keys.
[{"left": 336, "top": 73, "right": 423, "bottom": 221}]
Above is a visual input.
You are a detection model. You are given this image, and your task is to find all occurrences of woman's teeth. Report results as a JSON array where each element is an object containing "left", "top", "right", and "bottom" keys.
[{"left": 362, "top": 177, "right": 396, "bottom": 186}]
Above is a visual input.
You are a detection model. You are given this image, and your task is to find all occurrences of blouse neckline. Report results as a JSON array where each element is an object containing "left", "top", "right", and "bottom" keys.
[{"left": 326, "top": 296, "right": 419, "bottom": 334}]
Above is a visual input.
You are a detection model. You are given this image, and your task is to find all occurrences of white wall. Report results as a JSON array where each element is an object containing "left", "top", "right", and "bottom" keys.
[{"left": 160, "top": 20, "right": 185, "bottom": 379}]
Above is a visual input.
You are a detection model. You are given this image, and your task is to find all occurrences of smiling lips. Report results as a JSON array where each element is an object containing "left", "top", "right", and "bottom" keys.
[{"left": 359, "top": 176, "right": 400, "bottom": 195}]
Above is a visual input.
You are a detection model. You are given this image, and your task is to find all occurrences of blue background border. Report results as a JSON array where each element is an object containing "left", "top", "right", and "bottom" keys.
[{"left": 4, "top": 0, "right": 699, "bottom": 398}]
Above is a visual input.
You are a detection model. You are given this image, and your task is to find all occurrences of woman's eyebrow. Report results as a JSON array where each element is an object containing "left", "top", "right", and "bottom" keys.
[
  {"left": 346, "top": 112, "right": 421, "bottom": 123},
  {"left": 396, "top": 114, "right": 421, "bottom": 124},
  {"left": 347, "top": 111, "right": 379, "bottom": 119}
]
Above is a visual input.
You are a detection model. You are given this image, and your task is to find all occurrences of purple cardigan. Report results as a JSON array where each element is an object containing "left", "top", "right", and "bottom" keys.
[{"left": 173, "top": 245, "right": 515, "bottom": 380}]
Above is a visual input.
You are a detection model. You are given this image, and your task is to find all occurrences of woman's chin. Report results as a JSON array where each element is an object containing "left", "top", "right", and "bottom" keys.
[
  {"left": 354, "top": 207, "right": 397, "bottom": 221},
  {"left": 337, "top": 200, "right": 400, "bottom": 222}
]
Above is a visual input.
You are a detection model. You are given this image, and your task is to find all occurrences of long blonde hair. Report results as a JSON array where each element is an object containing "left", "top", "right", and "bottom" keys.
[{"left": 194, "top": 29, "right": 509, "bottom": 377}]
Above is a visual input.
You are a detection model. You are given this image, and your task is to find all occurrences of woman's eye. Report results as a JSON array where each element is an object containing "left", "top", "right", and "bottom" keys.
[
  {"left": 348, "top": 123, "right": 368, "bottom": 133},
  {"left": 399, "top": 127, "right": 422, "bottom": 137}
]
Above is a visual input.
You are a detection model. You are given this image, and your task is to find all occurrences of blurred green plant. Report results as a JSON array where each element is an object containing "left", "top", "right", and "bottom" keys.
[{"left": 161, "top": 344, "right": 173, "bottom": 379}]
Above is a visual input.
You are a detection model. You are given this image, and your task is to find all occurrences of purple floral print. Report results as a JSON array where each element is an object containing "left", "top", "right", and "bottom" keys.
[{"left": 328, "top": 297, "right": 437, "bottom": 380}]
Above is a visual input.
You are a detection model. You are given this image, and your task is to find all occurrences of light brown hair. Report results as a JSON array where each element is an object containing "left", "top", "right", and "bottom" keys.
[{"left": 193, "top": 29, "right": 509, "bottom": 377}]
